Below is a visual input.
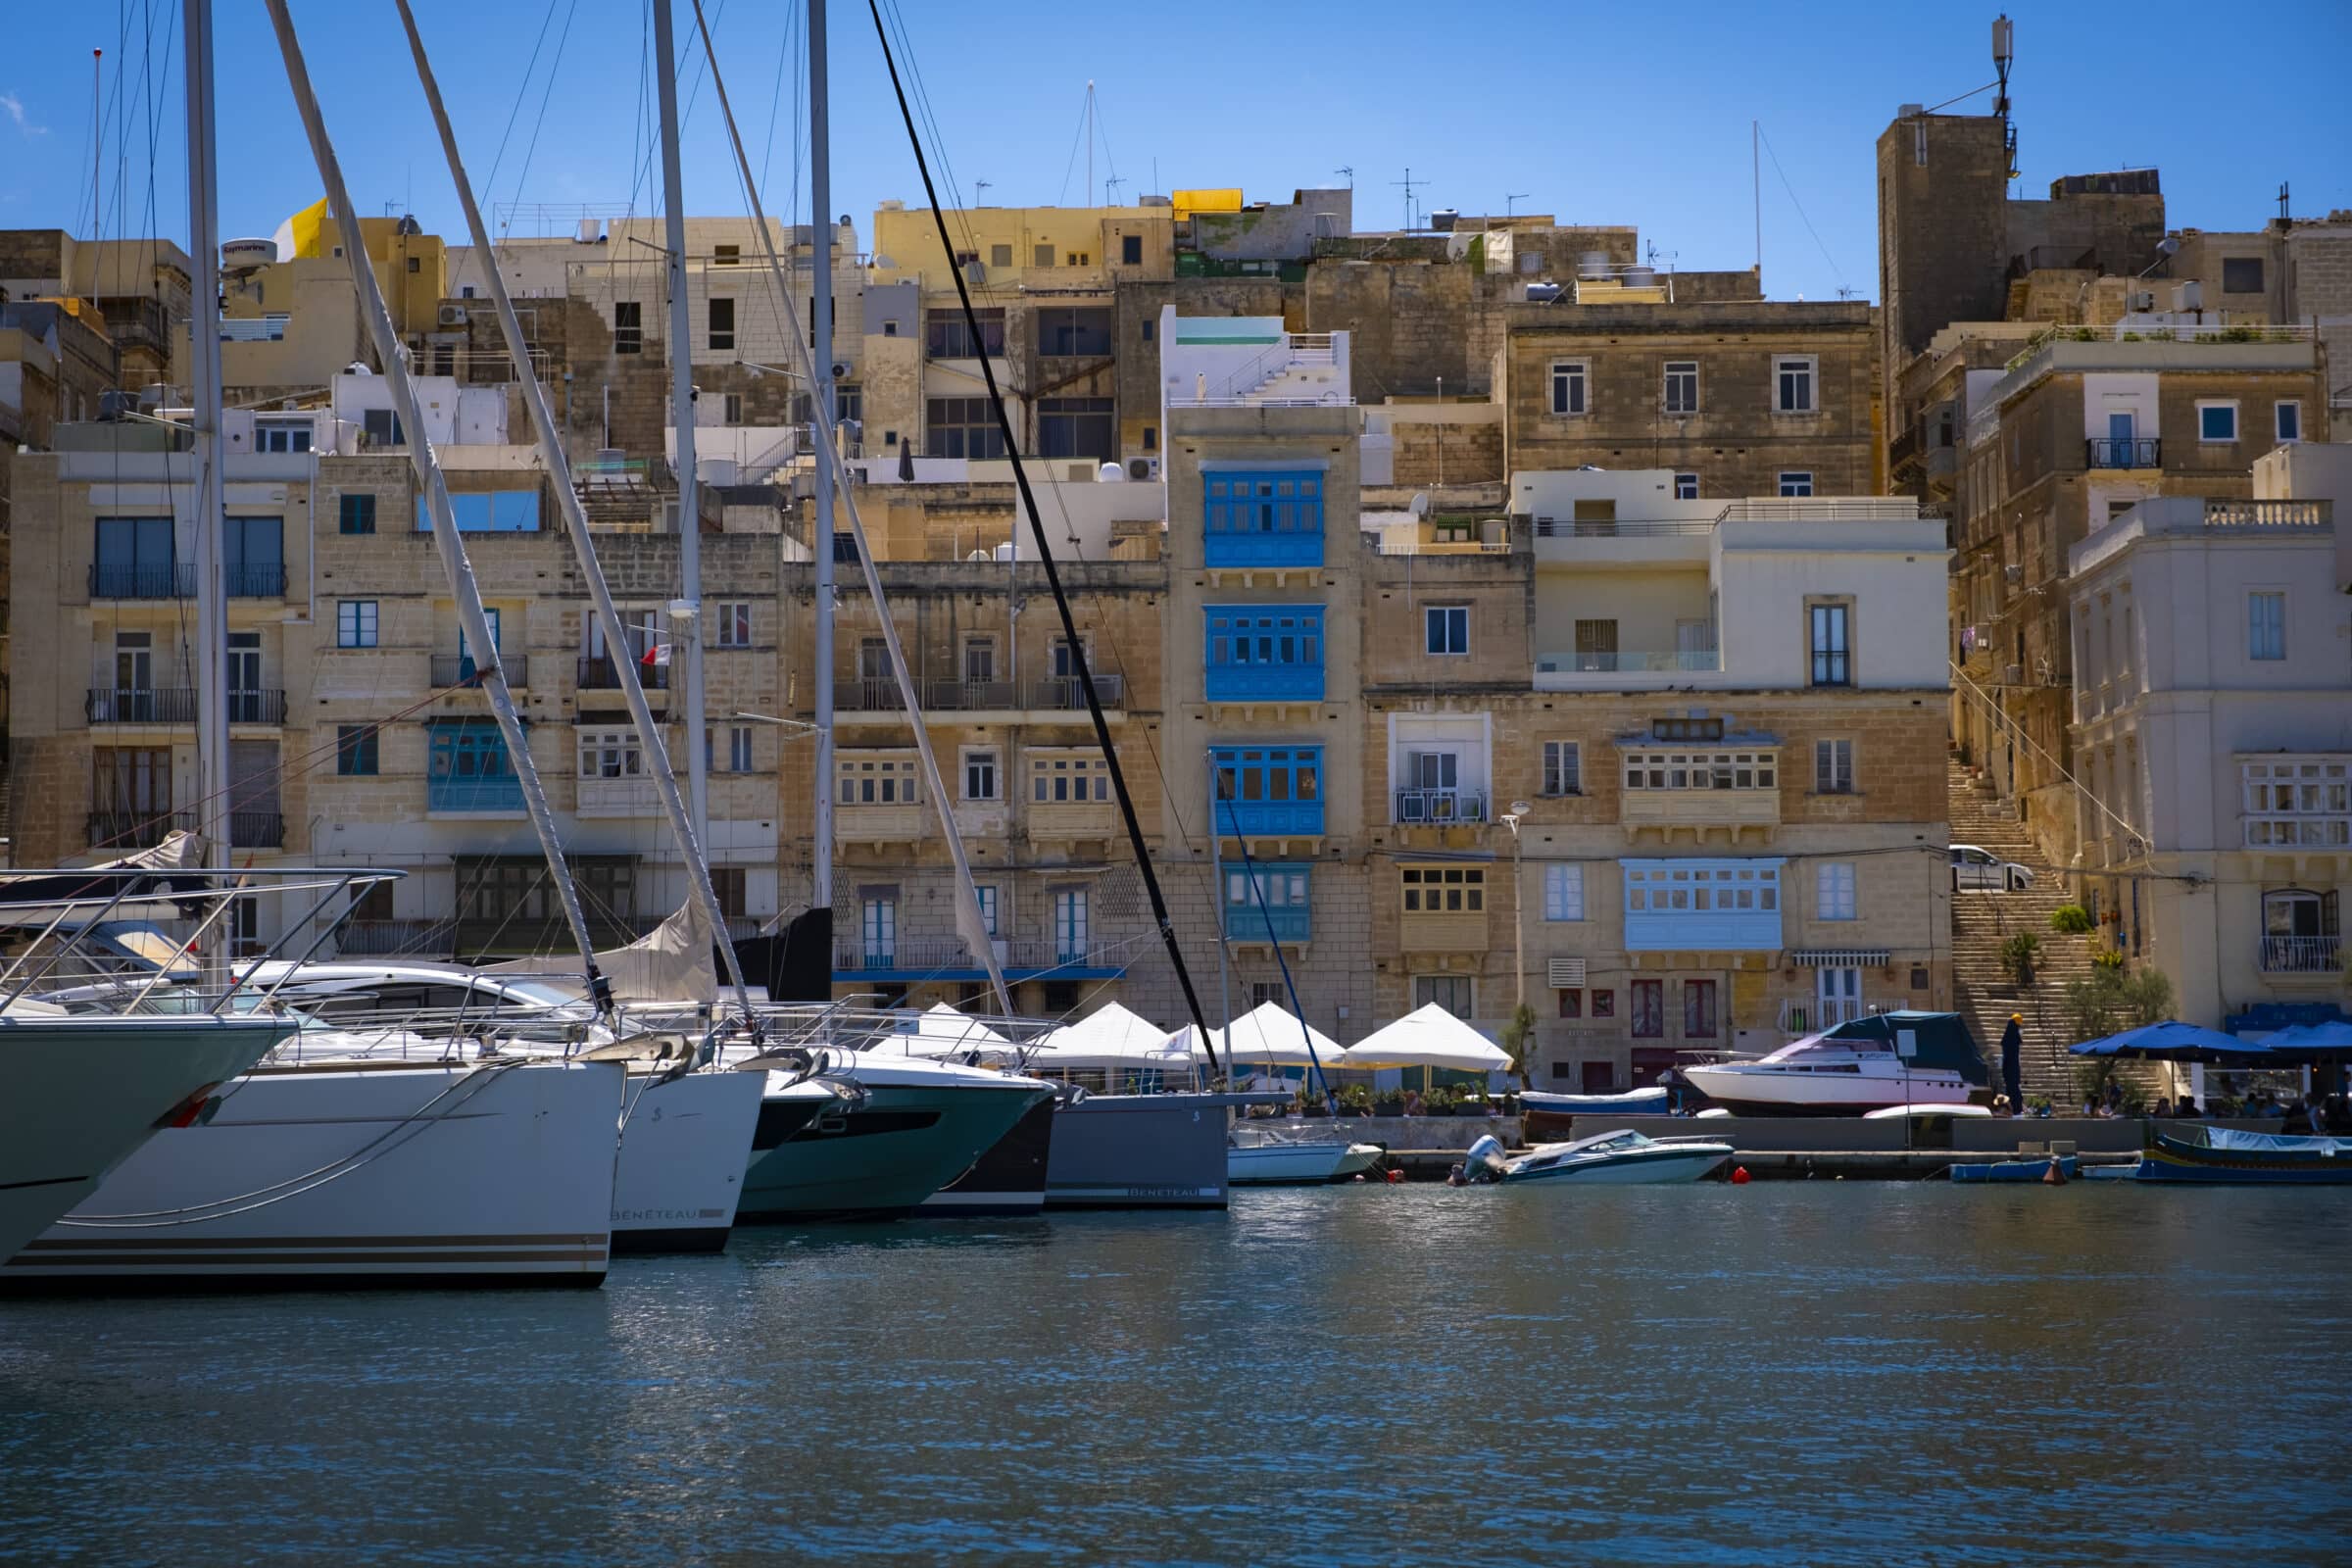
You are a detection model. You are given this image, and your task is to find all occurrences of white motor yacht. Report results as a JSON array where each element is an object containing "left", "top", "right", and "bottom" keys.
[
  {"left": 1462, "top": 1129, "right": 1733, "bottom": 1185},
  {"left": 1680, "top": 1033, "right": 1974, "bottom": 1116}
]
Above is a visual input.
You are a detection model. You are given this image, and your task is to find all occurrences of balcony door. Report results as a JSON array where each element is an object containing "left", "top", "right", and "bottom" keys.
[
  {"left": 225, "top": 632, "right": 264, "bottom": 723},
  {"left": 459, "top": 608, "right": 501, "bottom": 680},
  {"left": 1574, "top": 618, "right": 1618, "bottom": 673},
  {"left": 224, "top": 515, "right": 283, "bottom": 597},
  {"left": 1402, "top": 751, "right": 1460, "bottom": 821},
  {"left": 1816, "top": 965, "right": 1862, "bottom": 1028},
  {"left": 94, "top": 516, "right": 174, "bottom": 597},
  {"left": 112, "top": 632, "right": 155, "bottom": 721}
]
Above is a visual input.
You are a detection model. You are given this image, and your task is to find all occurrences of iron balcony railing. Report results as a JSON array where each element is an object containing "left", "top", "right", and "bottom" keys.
[
  {"left": 2085, "top": 437, "right": 2161, "bottom": 469},
  {"left": 225, "top": 564, "right": 289, "bottom": 599},
  {"left": 85, "top": 809, "right": 175, "bottom": 850},
  {"left": 577, "top": 655, "right": 670, "bottom": 691},
  {"left": 221, "top": 690, "right": 288, "bottom": 725},
  {"left": 831, "top": 938, "right": 1118, "bottom": 973},
  {"left": 427, "top": 777, "right": 527, "bottom": 813},
  {"left": 1537, "top": 650, "right": 1722, "bottom": 674},
  {"left": 431, "top": 654, "right": 527, "bottom": 690},
  {"left": 86, "top": 687, "right": 197, "bottom": 724},
  {"left": 1396, "top": 788, "right": 1489, "bottom": 825},
  {"left": 2260, "top": 936, "right": 2341, "bottom": 974},
  {"left": 88, "top": 563, "right": 195, "bottom": 599},
  {"left": 1532, "top": 517, "right": 1714, "bottom": 538}
]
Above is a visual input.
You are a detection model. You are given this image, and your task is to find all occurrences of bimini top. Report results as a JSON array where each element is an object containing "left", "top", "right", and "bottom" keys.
[{"left": 1825, "top": 1011, "right": 1989, "bottom": 1086}]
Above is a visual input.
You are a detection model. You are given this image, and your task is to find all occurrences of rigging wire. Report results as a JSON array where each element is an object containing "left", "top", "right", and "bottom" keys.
[{"left": 1756, "top": 122, "right": 1848, "bottom": 295}]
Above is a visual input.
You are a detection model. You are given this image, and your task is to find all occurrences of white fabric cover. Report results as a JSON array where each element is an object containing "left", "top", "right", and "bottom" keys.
[{"left": 1338, "top": 1004, "right": 1510, "bottom": 1072}]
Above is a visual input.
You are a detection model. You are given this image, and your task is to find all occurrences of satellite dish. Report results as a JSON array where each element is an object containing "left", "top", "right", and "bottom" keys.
[
  {"left": 1408, "top": 492, "right": 1431, "bottom": 517},
  {"left": 2156, "top": 236, "right": 2181, "bottom": 257}
]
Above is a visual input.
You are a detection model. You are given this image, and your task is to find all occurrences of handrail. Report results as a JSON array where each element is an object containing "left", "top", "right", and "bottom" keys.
[{"left": 1949, "top": 661, "right": 2145, "bottom": 866}]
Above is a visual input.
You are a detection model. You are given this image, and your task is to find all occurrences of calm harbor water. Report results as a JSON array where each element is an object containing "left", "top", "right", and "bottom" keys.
[{"left": 3, "top": 1185, "right": 2349, "bottom": 1566}]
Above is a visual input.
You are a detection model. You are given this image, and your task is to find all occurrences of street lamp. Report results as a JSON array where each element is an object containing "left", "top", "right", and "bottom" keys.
[{"left": 1499, "top": 801, "right": 1533, "bottom": 1016}]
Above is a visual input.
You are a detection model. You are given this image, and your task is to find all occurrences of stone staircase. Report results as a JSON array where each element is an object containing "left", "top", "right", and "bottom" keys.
[{"left": 1946, "top": 760, "right": 2101, "bottom": 1102}]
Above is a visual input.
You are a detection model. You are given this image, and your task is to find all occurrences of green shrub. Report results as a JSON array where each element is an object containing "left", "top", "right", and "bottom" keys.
[
  {"left": 2092, "top": 946, "right": 2127, "bottom": 971},
  {"left": 2049, "top": 905, "right": 2094, "bottom": 935},
  {"left": 2000, "top": 932, "right": 2040, "bottom": 985}
]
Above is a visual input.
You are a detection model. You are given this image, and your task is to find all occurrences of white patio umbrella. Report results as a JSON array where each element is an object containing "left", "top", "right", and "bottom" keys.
[
  {"left": 1218, "top": 1000, "right": 1344, "bottom": 1072},
  {"left": 879, "top": 1002, "right": 1013, "bottom": 1057},
  {"left": 1338, "top": 1004, "right": 1510, "bottom": 1073},
  {"left": 1030, "top": 1002, "right": 1189, "bottom": 1072}
]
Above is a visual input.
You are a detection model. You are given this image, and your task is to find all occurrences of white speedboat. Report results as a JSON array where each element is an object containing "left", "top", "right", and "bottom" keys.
[
  {"left": 3, "top": 1057, "right": 624, "bottom": 1290},
  {"left": 1465, "top": 1129, "right": 1732, "bottom": 1185},
  {"left": 0, "top": 1006, "right": 292, "bottom": 1262},
  {"left": 1680, "top": 1033, "right": 1974, "bottom": 1116},
  {"left": 1228, "top": 1129, "right": 1385, "bottom": 1186}
]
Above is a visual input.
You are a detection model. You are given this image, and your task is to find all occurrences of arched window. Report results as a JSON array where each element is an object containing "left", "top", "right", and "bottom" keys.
[{"left": 2261, "top": 889, "right": 2339, "bottom": 973}]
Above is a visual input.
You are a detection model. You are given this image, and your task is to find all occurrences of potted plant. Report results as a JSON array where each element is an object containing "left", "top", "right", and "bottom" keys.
[
  {"left": 1420, "top": 1085, "right": 1455, "bottom": 1117},
  {"left": 2000, "top": 932, "right": 2040, "bottom": 986},
  {"left": 1295, "top": 1084, "right": 1330, "bottom": 1118},
  {"left": 1336, "top": 1084, "right": 1373, "bottom": 1120},
  {"left": 1373, "top": 1088, "right": 1406, "bottom": 1117},
  {"left": 1454, "top": 1087, "right": 1490, "bottom": 1117}
]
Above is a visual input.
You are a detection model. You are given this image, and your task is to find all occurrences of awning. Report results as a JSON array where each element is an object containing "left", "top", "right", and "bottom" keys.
[{"left": 1790, "top": 949, "right": 1891, "bottom": 966}]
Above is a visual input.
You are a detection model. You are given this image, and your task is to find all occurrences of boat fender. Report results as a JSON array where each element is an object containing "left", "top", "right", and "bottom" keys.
[
  {"left": 2042, "top": 1156, "right": 2068, "bottom": 1186},
  {"left": 1730, "top": 1166, "right": 1751, "bottom": 1185},
  {"left": 1384, "top": 1167, "right": 1404, "bottom": 1184}
]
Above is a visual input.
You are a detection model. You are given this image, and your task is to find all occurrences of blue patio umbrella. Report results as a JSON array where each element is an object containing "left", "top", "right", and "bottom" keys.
[
  {"left": 2259, "top": 1020, "right": 2352, "bottom": 1058},
  {"left": 2070, "top": 1020, "right": 2277, "bottom": 1063}
]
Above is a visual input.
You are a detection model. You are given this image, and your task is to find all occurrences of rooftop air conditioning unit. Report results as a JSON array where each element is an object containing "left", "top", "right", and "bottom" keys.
[
  {"left": 2174, "top": 279, "right": 2203, "bottom": 312},
  {"left": 437, "top": 305, "right": 467, "bottom": 327},
  {"left": 1127, "top": 457, "right": 1159, "bottom": 481},
  {"left": 2001, "top": 663, "right": 2024, "bottom": 686},
  {"left": 830, "top": 361, "right": 852, "bottom": 380},
  {"left": 2128, "top": 290, "right": 2156, "bottom": 313}
]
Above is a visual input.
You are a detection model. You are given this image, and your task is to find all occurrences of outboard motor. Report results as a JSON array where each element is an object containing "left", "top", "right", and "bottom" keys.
[{"left": 1462, "top": 1134, "right": 1508, "bottom": 1184}]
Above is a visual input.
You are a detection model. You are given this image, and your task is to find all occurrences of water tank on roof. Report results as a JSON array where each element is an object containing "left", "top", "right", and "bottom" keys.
[
  {"left": 1525, "top": 281, "right": 1563, "bottom": 303},
  {"left": 1578, "top": 252, "right": 1610, "bottom": 280},
  {"left": 1098, "top": 462, "right": 1125, "bottom": 482},
  {"left": 575, "top": 218, "right": 604, "bottom": 243},
  {"left": 1430, "top": 209, "right": 1458, "bottom": 232},
  {"left": 1624, "top": 266, "right": 1655, "bottom": 288}
]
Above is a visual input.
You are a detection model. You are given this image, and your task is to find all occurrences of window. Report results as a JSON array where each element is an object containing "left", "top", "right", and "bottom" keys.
[
  {"left": 336, "top": 599, "right": 378, "bottom": 649},
  {"left": 1053, "top": 889, "right": 1090, "bottom": 957},
  {"left": 1121, "top": 234, "right": 1143, "bottom": 266},
  {"left": 963, "top": 748, "right": 1000, "bottom": 802},
  {"left": 836, "top": 386, "right": 862, "bottom": 424},
  {"left": 925, "top": 397, "right": 1006, "bottom": 460},
  {"left": 925, "top": 308, "right": 1005, "bottom": 358},
  {"left": 1630, "top": 979, "right": 1664, "bottom": 1038},
  {"left": 1814, "top": 739, "right": 1854, "bottom": 794},
  {"left": 1425, "top": 606, "right": 1469, "bottom": 656},
  {"left": 613, "top": 301, "right": 642, "bottom": 355},
  {"left": 255, "top": 420, "right": 312, "bottom": 454},
  {"left": 2222, "top": 256, "right": 2265, "bottom": 294},
  {"left": 970, "top": 884, "right": 999, "bottom": 937},
  {"left": 1224, "top": 864, "right": 1311, "bottom": 942},
  {"left": 1400, "top": 865, "right": 1484, "bottom": 914},
  {"left": 1809, "top": 603, "right": 1851, "bottom": 687},
  {"left": 338, "top": 492, "right": 376, "bottom": 535},
  {"left": 1203, "top": 605, "right": 1325, "bottom": 701},
  {"left": 1683, "top": 979, "right": 1718, "bottom": 1039},
  {"left": 1817, "top": 861, "right": 1857, "bottom": 921},
  {"left": 2198, "top": 402, "right": 2238, "bottom": 442},
  {"left": 721, "top": 392, "right": 743, "bottom": 425},
  {"left": 1556, "top": 988, "right": 1582, "bottom": 1018},
  {"left": 1032, "top": 753, "right": 1111, "bottom": 804},
  {"left": 1143, "top": 424, "right": 1156, "bottom": 450},
  {"left": 962, "top": 637, "right": 997, "bottom": 685},
  {"left": 714, "top": 602, "right": 753, "bottom": 648},
  {"left": 2248, "top": 591, "right": 2285, "bottom": 661},
  {"left": 1591, "top": 988, "right": 1615, "bottom": 1018},
  {"left": 335, "top": 724, "right": 378, "bottom": 776},
  {"left": 1035, "top": 308, "right": 1113, "bottom": 357},
  {"left": 1621, "top": 750, "right": 1777, "bottom": 792},
  {"left": 2262, "top": 889, "right": 2339, "bottom": 972},
  {"left": 1413, "top": 975, "right": 1475, "bottom": 1016},
  {"left": 1548, "top": 360, "right": 1588, "bottom": 416},
  {"left": 1663, "top": 361, "right": 1698, "bottom": 416},
  {"left": 708, "top": 867, "right": 746, "bottom": 922},
  {"left": 579, "top": 728, "right": 643, "bottom": 779},
  {"left": 721, "top": 725, "right": 754, "bottom": 773},
  {"left": 1673, "top": 472, "right": 1698, "bottom": 501},
  {"left": 415, "top": 490, "right": 540, "bottom": 533},
  {"left": 1542, "top": 740, "right": 1581, "bottom": 797},
  {"left": 1038, "top": 397, "right": 1115, "bottom": 460},
  {"left": 1544, "top": 862, "right": 1585, "bottom": 921},
  {"left": 1779, "top": 471, "right": 1814, "bottom": 497},
  {"left": 1209, "top": 746, "right": 1322, "bottom": 834},
  {"left": 225, "top": 515, "right": 284, "bottom": 597},
  {"left": 405, "top": 255, "right": 421, "bottom": 273},
  {"left": 711, "top": 243, "right": 741, "bottom": 267},
  {"left": 1033, "top": 244, "right": 1055, "bottom": 269},
  {"left": 1775, "top": 356, "right": 1815, "bottom": 414},
  {"left": 1622, "top": 859, "right": 1784, "bottom": 951},
  {"left": 362, "top": 409, "right": 406, "bottom": 448},
  {"left": 1202, "top": 470, "right": 1325, "bottom": 567},
  {"left": 2276, "top": 401, "right": 2302, "bottom": 443},
  {"left": 986, "top": 243, "right": 1012, "bottom": 270},
  {"left": 427, "top": 720, "right": 515, "bottom": 811},
  {"left": 860, "top": 894, "right": 898, "bottom": 961},
  {"left": 838, "top": 756, "right": 919, "bottom": 805},
  {"left": 2241, "top": 759, "right": 2351, "bottom": 848},
  {"left": 708, "top": 297, "right": 735, "bottom": 351}
]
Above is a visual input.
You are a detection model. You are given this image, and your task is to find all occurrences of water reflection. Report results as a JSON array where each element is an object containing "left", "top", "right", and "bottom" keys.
[{"left": 2, "top": 1186, "right": 2347, "bottom": 1564}]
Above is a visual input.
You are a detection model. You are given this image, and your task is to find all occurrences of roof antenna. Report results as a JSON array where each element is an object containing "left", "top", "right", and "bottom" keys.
[{"left": 1992, "top": 14, "right": 2017, "bottom": 183}]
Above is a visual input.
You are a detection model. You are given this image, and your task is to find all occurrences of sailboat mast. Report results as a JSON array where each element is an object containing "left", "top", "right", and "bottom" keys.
[
  {"left": 389, "top": 0, "right": 753, "bottom": 1013},
  {"left": 652, "top": 0, "right": 710, "bottom": 840},
  {"left": 808, "top": 0, "right": 835, "bottom": 915},
  {"left": 260, "top": 0, "right": 612, "bottom": 1012},
  {"left": 182, "top": 0, "right": 228, "bottom": 918}
]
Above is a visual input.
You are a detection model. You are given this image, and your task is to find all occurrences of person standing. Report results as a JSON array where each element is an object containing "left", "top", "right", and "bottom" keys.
[{"left": 1999, "top": 1013, "right": 2025, "bottom": 1112}]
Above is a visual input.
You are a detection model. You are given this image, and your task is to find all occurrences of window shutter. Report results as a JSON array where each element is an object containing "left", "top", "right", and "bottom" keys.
[{"left": 1547, "top": 956, "right": 1587, "bottom": 988}]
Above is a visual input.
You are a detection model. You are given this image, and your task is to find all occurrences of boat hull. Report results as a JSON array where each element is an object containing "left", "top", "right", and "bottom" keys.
[
  {"left": 1229, "top": 1138, "right": 1383, "bottom": 1186},
  {"left": 3, "top": 1059, "right": 624, "bottom": 1290},
  {"left": 1045, "top": 1093, "right": 1239, "bottom": 1209},
  {"left": 0, "top": 1015, "right": 290, "bottom": 1264},
  {"left": 736, "top": 1079, "right": 1053, "bottom": 1222},
  {"left": 1502, "top": 1147, "right": 1730, "bottom": 1185},
  {"left": 2134, "top": 1131, "right": 2352, "bottom": 1185},
  {"left": 920, "top": 1095, "right": 1055, "bottom": 1216},
  {"left": 609, "top": 1069, "right": 767, "bottom": 1253},
  {"left": 1680, "top": 1065, "right": 1971, "bottom": 1117}
]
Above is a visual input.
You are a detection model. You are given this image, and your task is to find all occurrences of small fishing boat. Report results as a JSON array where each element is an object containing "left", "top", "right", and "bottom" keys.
[
  {"left": 2134, "top": 1125, "right": 2352, "bottom": 1185},
  {"left": 1949, "top": 1154, "right": 2078, "bottom": 1182},
  {"left": 1522, "top": 1086, "right": 1669, "bottom": 1141},
  {"left": 1461, "top": 1129, "right": 1732, "bottom": 1186},
  {"left": 1228, "top": 1129, "right": 1385, "bottom": 1186}
]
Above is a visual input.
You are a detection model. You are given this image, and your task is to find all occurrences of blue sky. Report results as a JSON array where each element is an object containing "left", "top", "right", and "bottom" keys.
[{"left": 1, "top": 0, "right": 2345, "bottom": 304}]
